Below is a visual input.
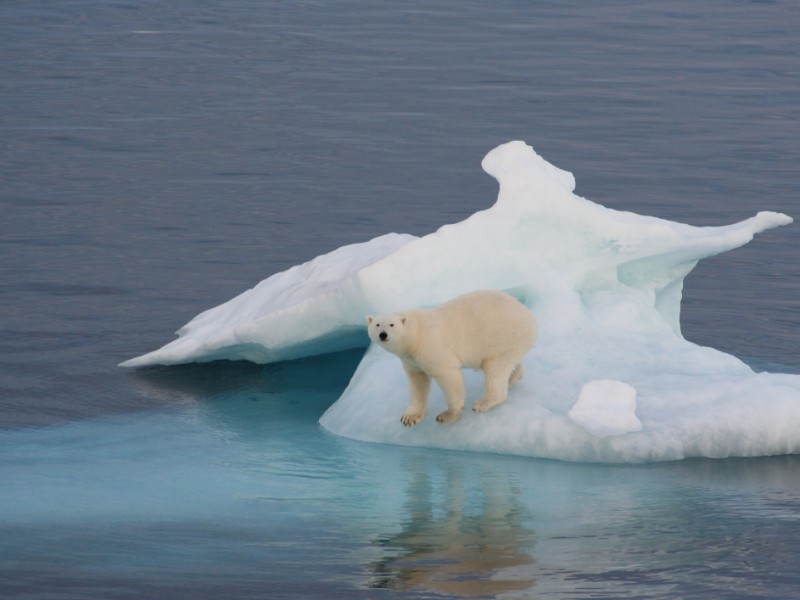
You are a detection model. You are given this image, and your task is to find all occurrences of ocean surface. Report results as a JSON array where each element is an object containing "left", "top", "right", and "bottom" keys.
[{"left": 2, "top": 0, "right": 800, "bottom": 598}]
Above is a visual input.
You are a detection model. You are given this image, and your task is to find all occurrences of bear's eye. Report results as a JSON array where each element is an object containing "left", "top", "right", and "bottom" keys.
[{"left": 390, "top": 323, "right": 394, "bottom": 327}]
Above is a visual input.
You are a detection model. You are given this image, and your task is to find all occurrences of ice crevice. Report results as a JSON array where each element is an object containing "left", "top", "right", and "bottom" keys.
[{"left": 122, "top": 141, "right": 799, "bottom": 463}]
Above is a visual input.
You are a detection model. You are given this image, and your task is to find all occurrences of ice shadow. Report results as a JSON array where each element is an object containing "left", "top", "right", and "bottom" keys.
[{"left": 124, "top": 348, "right": 365, "bottom": 416}]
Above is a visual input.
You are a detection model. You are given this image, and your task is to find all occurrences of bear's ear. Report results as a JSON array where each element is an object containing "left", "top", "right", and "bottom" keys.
[
  {"left": 366, "top": 316, "right": 374, "bottom": 325},
  {"left": 401, "top": 316, "right": 407, "bottom": 325}
]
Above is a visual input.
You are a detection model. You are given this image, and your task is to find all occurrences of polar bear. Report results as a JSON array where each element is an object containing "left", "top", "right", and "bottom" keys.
[{"left": 366, "top": 290, "right": 537, "bottom": 426}]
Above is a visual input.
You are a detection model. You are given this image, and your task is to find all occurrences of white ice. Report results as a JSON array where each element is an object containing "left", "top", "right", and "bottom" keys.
[
  {"left": 569, "top": 380, "right": 642, "bottom": 438},
  {"left": 123, "top": 141, "right": 800, "bottom": 463},
  {"left": 121, "top": 232, "right": 416, "bottom": 365}
]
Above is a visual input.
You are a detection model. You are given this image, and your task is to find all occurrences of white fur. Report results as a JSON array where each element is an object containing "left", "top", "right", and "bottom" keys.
[{"left": 367, "top": 290, "right": 537, "bottom": 426}]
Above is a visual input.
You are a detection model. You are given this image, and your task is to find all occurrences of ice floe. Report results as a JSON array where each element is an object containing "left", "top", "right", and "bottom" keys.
[{"left": 124, "top": 141, "right": 799, "bottom": 462}]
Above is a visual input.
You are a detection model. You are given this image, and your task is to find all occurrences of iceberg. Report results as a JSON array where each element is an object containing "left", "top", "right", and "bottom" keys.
[{"left": 123, "top": 141, "right": 800, "bottom": 463}]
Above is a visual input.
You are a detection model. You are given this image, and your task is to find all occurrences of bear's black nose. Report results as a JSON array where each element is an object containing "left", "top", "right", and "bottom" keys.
[{"left": 379, "top": 331, "right": 388, "bottom": 342}]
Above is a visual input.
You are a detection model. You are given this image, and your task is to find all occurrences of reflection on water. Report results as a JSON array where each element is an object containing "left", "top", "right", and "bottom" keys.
[{"left": 369, "top": 457, "right": 537, "bottom": 597}]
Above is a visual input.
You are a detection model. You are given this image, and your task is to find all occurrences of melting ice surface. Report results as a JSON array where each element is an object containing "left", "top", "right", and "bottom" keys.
[{"left": 123, "top": 141, "right": 800, "bottom": 463}]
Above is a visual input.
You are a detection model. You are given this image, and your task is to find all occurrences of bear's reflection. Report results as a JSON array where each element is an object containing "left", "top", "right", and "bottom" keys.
[{"left": 369, "top": 458, "right": 537, "bottom": 597}]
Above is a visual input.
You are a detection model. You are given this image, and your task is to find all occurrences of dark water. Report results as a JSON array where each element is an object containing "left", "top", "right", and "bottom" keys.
[{"left": 2, "top": 0, "right": 800, "bottom": 598}]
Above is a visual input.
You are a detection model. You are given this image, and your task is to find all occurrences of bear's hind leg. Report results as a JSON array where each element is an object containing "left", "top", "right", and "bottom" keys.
[
  {"left": 509, "top": 363, "right": 524, "bottom": 387},
  {"left": 473, "top": 359, "right": 515, "bottom": 413},
  {"left": 401, "top": 365, "right": 430, "bottom": 427},
  {"left": 433, "top": 369, "right": 465, "bottom": 424}
]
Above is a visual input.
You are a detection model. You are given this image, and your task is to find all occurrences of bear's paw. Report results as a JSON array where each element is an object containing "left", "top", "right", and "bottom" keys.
[
  {"left": 435, "top": 409, "right": 464, "bottom": 424},
  {"left": 400, "top": 410, "right": 426, "bottom": 427}
]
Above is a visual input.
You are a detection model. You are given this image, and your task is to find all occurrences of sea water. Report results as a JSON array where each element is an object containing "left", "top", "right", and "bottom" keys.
[
  {"left": 2, "top": 0, "right": 799, "bottom": 597},
  {"left": 3, "top": 355, "right": 800, "bottom": 598}
]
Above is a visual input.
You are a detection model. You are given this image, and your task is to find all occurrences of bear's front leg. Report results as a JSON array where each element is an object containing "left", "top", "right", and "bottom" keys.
[
  {"left": 401, "top": 364, "right": 430, "bottom": 427},
  {"left": 433, "top": 369, "right": 465, "bottom": 424}
]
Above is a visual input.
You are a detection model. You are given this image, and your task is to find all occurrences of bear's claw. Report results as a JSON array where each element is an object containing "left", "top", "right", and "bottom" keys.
[
  {"left": 401, "top": 412, "right": 425, "bottom": 427},
  {"left": 435, "top": 409, "right": 463, "bottom": 424},
  {"left": 472, "top": 399, "right": 502, "bottom": 413}
]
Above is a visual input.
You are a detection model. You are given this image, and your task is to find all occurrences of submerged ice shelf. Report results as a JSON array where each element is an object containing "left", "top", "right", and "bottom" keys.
[{"left": 123, "top": 141, "right": 800, "bottom": 462}]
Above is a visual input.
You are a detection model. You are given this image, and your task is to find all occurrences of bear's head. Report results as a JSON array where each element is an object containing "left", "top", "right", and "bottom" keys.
[{"left": 366, "top": 313, "right": 408, "bottom": 355}]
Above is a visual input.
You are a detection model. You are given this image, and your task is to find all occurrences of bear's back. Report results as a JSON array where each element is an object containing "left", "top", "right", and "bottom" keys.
[{"left": 427, "top": 290, "right": 536, "bottom": 362}]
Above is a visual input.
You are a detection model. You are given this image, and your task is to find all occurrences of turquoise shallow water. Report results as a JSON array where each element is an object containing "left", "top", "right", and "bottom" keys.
[
  {"left": 3, "top": 0, "right": 800, "bottom": 596},
  {"left": 3, "top": 353, "right": 800, "bottom": 598}
]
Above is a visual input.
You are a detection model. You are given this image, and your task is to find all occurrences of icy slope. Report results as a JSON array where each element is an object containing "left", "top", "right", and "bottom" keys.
[
  {"left": 121, "top": 233, "right": 416, "bottom": 366},
  {"left": 124, "top": 141, "right": 800, "bottom": 462}
]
